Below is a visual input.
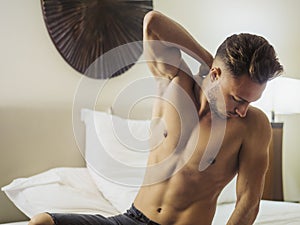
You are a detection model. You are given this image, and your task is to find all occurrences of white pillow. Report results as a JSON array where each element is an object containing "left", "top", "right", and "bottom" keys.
[
  {"left": 81, "top": 109, "right": 151, "bottom": 212},
  {"left": 1, "top": 167, "right": 119, "bottom": 218},
  {"left": 217, "top": 175, "right": 237, "bottom": 204},
  {"left": 81, "top": 109, "right": 237, "bottom": 212}
]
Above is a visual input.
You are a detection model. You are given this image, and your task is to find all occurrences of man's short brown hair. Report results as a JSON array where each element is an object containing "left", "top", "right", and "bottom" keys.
[{"left": 215, "top": 33, "right": 283, "bottom": 84}]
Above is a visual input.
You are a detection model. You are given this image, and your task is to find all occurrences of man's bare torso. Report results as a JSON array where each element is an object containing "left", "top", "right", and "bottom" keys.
[
  {"left": 134, "top": 11, "right": 271, "bottom": 224},
  {"left": 134, "top": 74, "right": 250, "bottom": 225}
]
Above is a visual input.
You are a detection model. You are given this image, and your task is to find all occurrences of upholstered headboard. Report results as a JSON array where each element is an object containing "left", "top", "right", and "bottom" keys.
[
  {"left": 0, "top": 106, "right": 83, "bottom": 222},
  {"left": 0, "top": 97, "right": 154, "bottom": 223}
]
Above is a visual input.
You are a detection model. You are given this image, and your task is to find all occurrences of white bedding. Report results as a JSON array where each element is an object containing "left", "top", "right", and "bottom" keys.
[
  {"left": 213, "top": 200, "right": 300, "bottom": 224},
  {"left": 2, "top": 110, "right": 300, "bottom": 225},
  {"left": 2, "top": 200, "right": 300, "bottom": 225},
  {"left": 2, "top": 167, "right": 300, "bottom": 225}
]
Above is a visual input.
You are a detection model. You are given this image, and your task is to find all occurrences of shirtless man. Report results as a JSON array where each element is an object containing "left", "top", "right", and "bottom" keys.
[{"left": 29, "top": 10, "right": 283, "bottom": 225}]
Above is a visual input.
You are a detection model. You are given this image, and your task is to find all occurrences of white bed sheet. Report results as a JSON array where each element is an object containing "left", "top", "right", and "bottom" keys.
[
  {"left": 256, "top": 200, "right": 300, "bottom": 224},
  {"left": 213, "top": 200, "right": 300, "bottom": 224},
  {"left": 2, "top": 166, "right": 300, "bottom": 225},
  {"left": 3, "top": 200, "right": 300, "bottom": 225},
  {"left": 1, "top": 222, "right": 28, "bottom": 225}
]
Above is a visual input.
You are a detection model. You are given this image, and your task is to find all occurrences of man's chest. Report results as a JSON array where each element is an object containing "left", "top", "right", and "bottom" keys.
[
  {"left": 180, "top": 121, "right": 242, "bottom": 178},
  {"left": 149, "top": 115, "right": 244, "bottom": 174}
]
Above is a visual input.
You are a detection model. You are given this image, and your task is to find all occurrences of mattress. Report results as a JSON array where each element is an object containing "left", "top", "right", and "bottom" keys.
[
  {"left": 2, "top": 167, "right": 300, "bottom": 225},
  {"left": 213, "top": 200, "right": 300, "bottom": 224},
  {"left": 2, "top": 200, "right": 300, "bottom": 225}
]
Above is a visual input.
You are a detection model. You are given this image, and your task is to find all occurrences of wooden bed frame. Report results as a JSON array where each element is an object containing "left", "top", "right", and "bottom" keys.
[{"left": 262, "top": 122, "right": 284, "bottom": 201}]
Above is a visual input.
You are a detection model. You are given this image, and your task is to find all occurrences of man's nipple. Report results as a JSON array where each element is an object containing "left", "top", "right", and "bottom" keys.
[
  {"left": 209, "top": 158, "right": 216, "bottom": 165},
  {"left": 163, "top": 130, "right": 168, "bottom": 138}
]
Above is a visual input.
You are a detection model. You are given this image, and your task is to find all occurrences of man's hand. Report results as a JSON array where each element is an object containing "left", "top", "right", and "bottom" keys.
[{"left": 198, "top": 62, "right": 211, "bottom": 77}]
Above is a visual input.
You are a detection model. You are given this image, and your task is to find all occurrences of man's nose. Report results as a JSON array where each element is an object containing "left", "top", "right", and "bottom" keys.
[{"left": 235, "top": 103, "right": 250, "bottom": 117}]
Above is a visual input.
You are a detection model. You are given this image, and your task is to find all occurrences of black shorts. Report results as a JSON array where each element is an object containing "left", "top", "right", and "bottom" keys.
[{"left": 48, "top": 204, "right": 160, "bottom": 225}]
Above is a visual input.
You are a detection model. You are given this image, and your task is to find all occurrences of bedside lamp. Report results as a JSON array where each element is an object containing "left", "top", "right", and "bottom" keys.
[
  {"left": 252, "top": 76, "right": 300, "bottom": 201},
  {"left": 252, "top": 76, "right": 300, "bottom": 122}
]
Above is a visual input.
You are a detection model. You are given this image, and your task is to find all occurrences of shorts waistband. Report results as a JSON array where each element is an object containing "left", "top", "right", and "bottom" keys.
[{"left": 125, "top": 204, "right": 160, "bottom": 225}]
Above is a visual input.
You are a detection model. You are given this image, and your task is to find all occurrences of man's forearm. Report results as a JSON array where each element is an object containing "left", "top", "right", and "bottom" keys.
[
  {"left": 144, "top": 11, "right": 213, "bottom": 67},
  {"left": 226, "top": 200, "right": 260, "bottom": 225}
]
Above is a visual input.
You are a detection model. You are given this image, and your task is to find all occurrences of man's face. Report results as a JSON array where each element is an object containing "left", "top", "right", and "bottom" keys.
[{"left": 207, "top": 71, "right": 266, "bottom": 119}]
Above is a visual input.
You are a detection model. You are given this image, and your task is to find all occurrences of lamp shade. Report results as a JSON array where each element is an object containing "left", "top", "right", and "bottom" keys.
[{"left": 252, "top": 77, "right": 300, "bottom": 115}]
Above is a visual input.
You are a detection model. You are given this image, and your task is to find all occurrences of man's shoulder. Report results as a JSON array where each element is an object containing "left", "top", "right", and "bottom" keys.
[
  {"left": 246, "top": 106, "right": 270, "bottom": 123},
  {"left": 235, "top": 106, "right": 272, "bottom": 156},
  {"left": 243, "top": 106, "right": 272, "bottom": 137}
]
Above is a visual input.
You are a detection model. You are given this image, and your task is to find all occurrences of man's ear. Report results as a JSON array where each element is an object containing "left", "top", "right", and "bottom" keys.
[{"left": 210, "top": 67, "right": 221, "bottom": 82}]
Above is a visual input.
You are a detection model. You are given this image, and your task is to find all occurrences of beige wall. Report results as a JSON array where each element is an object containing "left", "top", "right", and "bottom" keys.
[
  {"left": 0, "top": 107, "right": 86, "bottom": 222},
  {"left": 1, "top": 0, "right": 300, "bottom": 222}
]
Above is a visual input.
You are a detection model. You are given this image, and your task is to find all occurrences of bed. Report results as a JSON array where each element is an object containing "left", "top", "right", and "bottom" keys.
[{"left": 2, "top": 109, "right": 300, "bottom": 225}]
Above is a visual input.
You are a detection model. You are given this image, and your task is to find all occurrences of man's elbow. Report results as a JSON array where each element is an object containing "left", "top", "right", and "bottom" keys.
[{"left": 143, "top": 10, "right": 162, "bottom": 35}]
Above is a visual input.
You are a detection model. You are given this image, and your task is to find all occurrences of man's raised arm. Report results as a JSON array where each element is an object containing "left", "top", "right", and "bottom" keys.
[{"left": 143, "top": 11, "right": 213, "bottom": 79}]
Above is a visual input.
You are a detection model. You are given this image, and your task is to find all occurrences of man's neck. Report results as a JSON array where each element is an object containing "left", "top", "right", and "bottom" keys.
[{"left": 193, "top": 79, "right": 211, "bottom": 119}]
